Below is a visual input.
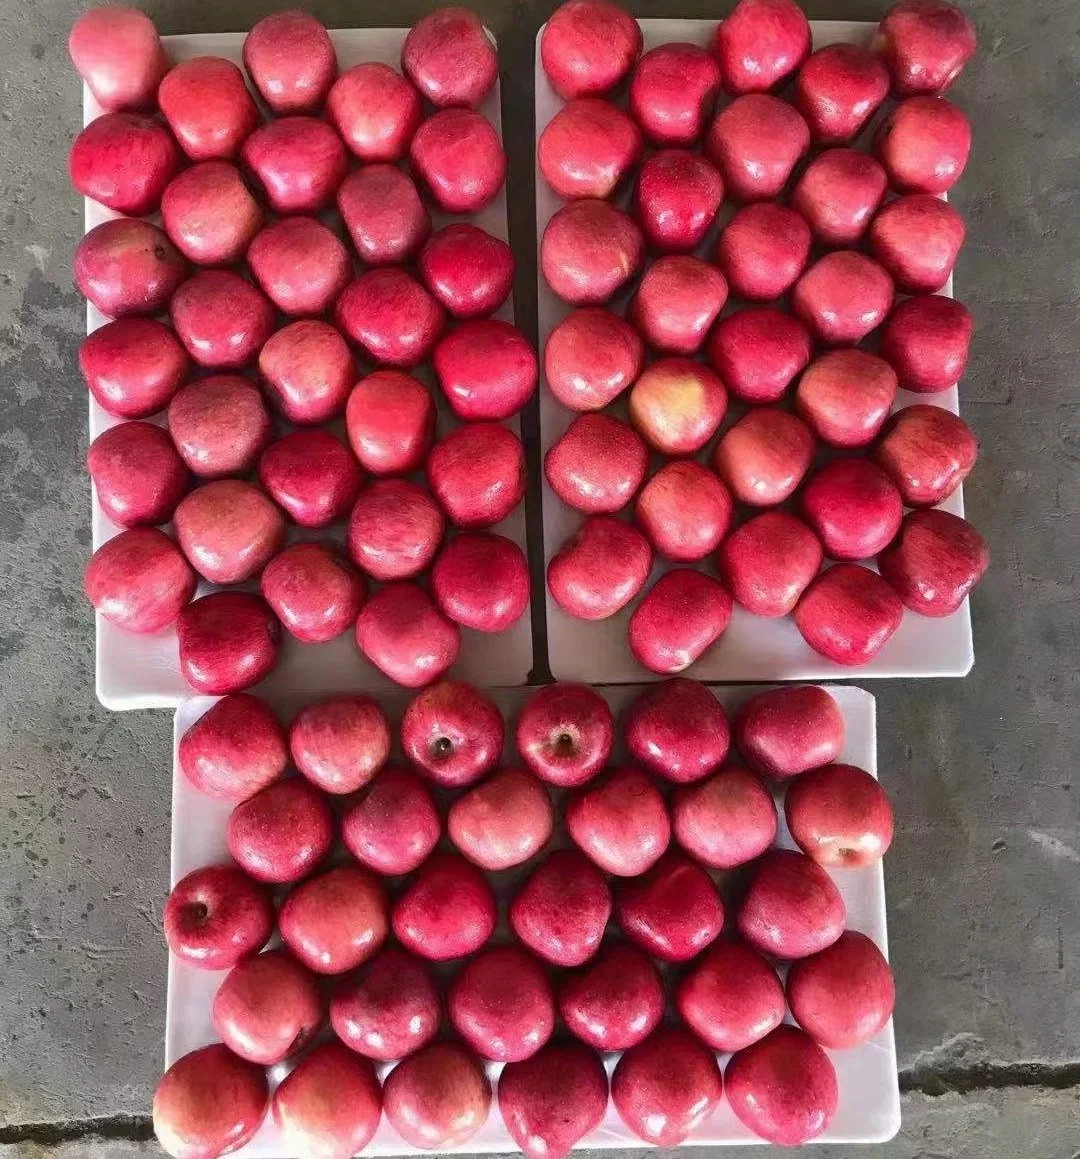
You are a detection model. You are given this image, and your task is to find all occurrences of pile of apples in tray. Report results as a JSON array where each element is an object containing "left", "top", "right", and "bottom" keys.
[
  {"left": 73, "top": 4, "right": 536, "bottom": 693},
  {"left": 538, "top": 0, "right": 989, "bottom": 673},
  {"left": 156, "top": 680, "right": 894, "bottom": 1158}
]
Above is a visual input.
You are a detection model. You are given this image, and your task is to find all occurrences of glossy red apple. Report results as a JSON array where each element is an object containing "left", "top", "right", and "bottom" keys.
[
  {"left": 635, "top": 461, "right": 732, "bottom": 562},
  {"left": 705, "top": 93, "right": 809, "bottom": 201},
  {"left": 792, "top": 251, "right": 894, "bottom": 346},
  {"left": 801, "top": 458, "right": 904, "bottom": 561},
  {"left": 176, "top": 592, "right": 281, "bottom": 694},
  {"left": 402, "top": 7, "right": 498, "bottom": 107},
  {"left": 879, "top": 507, "right": 989, "bottom": 615},
  {"left": 161, "top": 161, "right": 263, "bottom": 267},
  {"left": 630, "top": 42, "right": 720, "bottom": 144},
  {"left": 84, "top": 528, "right": 195, "bottom": 634},
  {"left": 881, "top": 294, "right": 973, "bottom": 392},
  {"left": 796, "top": 349, "right": 898, "bottom": 448},
  {"left": 69, "top": 112, "right": 180, "bottom": 215},
  {"left": 434, "top": 319, "right": 537, "bottom": 422},
  {"left": 432, "top": 531, "right": 530, "bottom": 632},
  {"left": 735, "top": 684, "right": 846, "bottom": 780},
  {"left": 337, "top": 164, "right": 430, "bottom": 266},
  {"left": 715, "top": 203, "right": 811, "bottom": 302},
  {"left": 635, "top": 148, "right": 724, "bottom": 253},
  {"left": 718, "top": 511, "right": 823, "bottom": 618},
  {"left": 163, "top": 863, "right": 273, "bottom": 969},
  {"left": 243, "top": 10, "right": 337, "bottom": 113},
  {"left": 516, "top": 683, "right": 614, "bottom": 788},
  {"left": 241, "top": 115, "right": 348, "bottom": 212},
  {"left": 169, "top": 270, "right": 275, "bottom": 369},
  {"left": 628, "top": 358, "right": 727, "bottom": 455},
  {"left": 738, "top": 848, "right": 846, "bottom": 958},
  {"left": 449, "top": 766, "right": 553, "bottom": 871},
  {"left": 795, "top": 563, "right": 905, "bottom": 665},
  {"left": 258, "top": 431, "right": 362, "bottom": 530},
  {"left": 401, "top": 680, "right": 503, "bottom": 788},
  {"left": 874, "top": 0, "right": 977, "bottom": 95},
  {"left": 74, "top": 219, "right": 187, "bottom": 317},
  {"left": 547, "top": 516, "right": 653, "bottom": 621},
  {"left": 869, "top": 193, "right": 966, "bottom": 293},
  {"left": 712, "top": 0, "right": 810, "bottom": 93},
  {"left": 80, "top": 318, "right": 188, "bottom": 418},
  {"left": 427, "top": 422, "right": 525, "bottom": 529},
  {"left": 673, "top": 763, "right": 777, "bottom": 868},
  {"left": 874, "top": 95, "right": 971, "bottom": 192},
  {"left": 392, "top": 852, "right": 496, "bottom": 960},
  {"left": 707, "top": 306, "right": 812, "bottom": 404},
  {"left": 538, "top": 97, "right": 642, "bottom": 199},
  {"left": 629, "top": 256, "right": 727, "bottom": 355},
  {"left": 158, "top": 57, "right": 259, "bottom": 161},
  {"left": 786, "top": 762, "right": 894, "bottom": 867},
  {"left": 68, "top": 5, "right": 166, "bottom": 112},
  {"left": 540, "top": 0, "right": 643, "bottom": 99},
  {"left": 341, "top": 765, "right": 441, "bottom": 876},
  {"left": 510, "top": 849, "right": 612, "bottom": 967},
  {"left": 290, "top": 694, "right": 390, "bottom": 795},
  {"left": 227, "top": 776, "right": 334, "bottom": 884},
  {"left": 335, "top": 269, "right": 444, "bottom": 369},
  {"left": 167, "top": 375, "right": 271, "bottom": 478},
  {"left": 247, "top": 215, "right": 350, "bottom": 315},
  {"left": 419, "top": 223, "right": 515, "bottom": 319},
  {"left": 279, "top": 864, "right": 388, "bottom": 975},
  {"left": 616, "top": 851, "right": 724, "bottom": 962},
  {"left": 629, "top": 569, "right": 733, "bottom": 675},
  {"left": 566, "top": 764, "right": 670, "bottom": 876},
  {"left": 259, "top": 320, "right": 354, "bottom": 426},
  {"left": 327, "top": 61, "right": 420, "bottom": 160},
  {"left": 794, "top": 43, "right": 890, "bottom": 143},
  {"left": 791, "top": 148, "right": 888, "bottom": 246},
  {"left": 345, "top": 370, "right": 434, "bottom": 478},
  {"left": 410, "top": 108, "right": 506, "bottom": 213},
  {"left": 174, "top": 479, "right": 284, "bottom": 584},
  {"left": 355, "top": 583, "right": 461, "bottom": 688},
  {"left": 261, "top": 543, "right": 366, "bottom": 644},
  {"left": 383, "top": 1043, "right": 491, "bottom": 1150},
  {"left": 559, "top": 942, "right": 663, "bottom": 1050},
  {"left": 874, "top": 402, "right": 977, "bottom": 506},
  {"left": 545, "top": 413, "right": 647, "bottom": 515},
  {"left": 179, "top": 693, "right": 287, "bottom": 801},
  {"left": 544, "top": 307, "right": 643, "bottom": 411},
  {"left": 713, "top": 408, "right": 815, "bottom": 506},
  {"left": 541, "top": 199, "right": 643, "bottom": 304},
  {"left": 677, "top": 940, "right": 785, "bottom": 1052},
  {"left": 347, "top": 478, "right": 444, "bottom": 581},
  {"left": 88, "top": 422, "right": 187, "bottom": 528},
  {"left": 625, "top": 678, "right": 729, "bottom": 783}
]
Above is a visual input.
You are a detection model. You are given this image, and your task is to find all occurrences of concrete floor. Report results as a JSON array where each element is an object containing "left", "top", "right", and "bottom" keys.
[{"left": 1, "top": 0, "right": 1079, "bottom": 1155}]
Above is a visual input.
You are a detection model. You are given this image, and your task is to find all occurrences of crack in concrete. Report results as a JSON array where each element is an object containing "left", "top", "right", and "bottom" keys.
[{"left": 0, "top": 1115, "right": 152, "bottom": 1145}]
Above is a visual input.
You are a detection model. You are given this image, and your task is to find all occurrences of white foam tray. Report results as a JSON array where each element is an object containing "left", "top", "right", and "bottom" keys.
[
  {"left": 536, "top": 19, "right": 972, "bottom": 683},
  {"left": 85, "top": 28, "right": 532, "bottom": 710},
  {"left": 167, "top": 684, "right": 899, "bottom": 1151}
]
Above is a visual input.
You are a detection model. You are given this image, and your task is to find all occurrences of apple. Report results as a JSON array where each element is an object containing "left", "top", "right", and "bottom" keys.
[
  {"left": 559, "top": 941, "right": 663, "bottom": 1050},
  {"left": 449, "top": 766, "right": 554, "bottom": 870},
  {"left": 874, "top": 0, "right": 977, "bottom": 96},
  {"left": 879, "top": 507, "right": 989, "bottom": 615},
  {"left": 241, "top": 115, "right": 348, "bottom": 213},
  {"left": 725, "top": 1025, "right": 838, "bottom": 1145},
  {"left": 677, "top": 940, "right": 785, "bottom": 1052},
  {"left": 499, "top": 1043, "right": 608, "bottom": 1159},
  {"left": 787, "top": 930, "right": 896, "bottom": 1048},
  {"left": 615, "top": 851, "right": 724, "bottom": 962},
  {"left": 158, "top": 57, "right": 259, "bottom": 161},
  {"left": 426, "top": 422, "right": 525, "bottom": 529},
  {"left": 566, "top": 764, "right": 670, "bottom": 876},
  {"left": 433, "top": 319, "right": 538, "bottom": 422},
  {"left": 383, "top": 1043, "right": 491, "bottom": 1149},
  {"left": 515, "top": 683, "right": 614, "bottom": 788},
  {"left": 874, "top": 402, "right": 978, "bottom": 506},
  {"left": 869, "top": 193, "right": 966, "bottom": 293},
  {"left": 212, "top": 949, "right": 323, "bottom": 1065},
  {"left": 628, "top": 569, "right": 734, "bottom": 675},
  {"left": 791, "top": 148, "right": 888, "bottom": 246},
  {"left": 625, "top": 678, "right": 729, "bottom": 783},
  {"left": 880, "top": 294, "right": 974, "bottom": 392},
  {"left": 538, "top": 98, "right": 643, "bottom": 199},
  {"left": 330, "top": 945, "right": 441, "bottom": 1061},
  {"left": 258, "top": 430, "right": 362, "bottom": 530},
  {"left": 247, "top": 216, "right": 350, "bottom": 315},
  {"left": 673, "top": 763, "right": 777, "bottom": 868},
  {"left": 715, "top": 203, "right": 811, "bottom": 302},
  {"left": 68, "top": 5, "right": 166, "bottom": 111},
  {"left": 794, "top": 563, "right": 905, "bottom": 666},
  {"left": 712, "top": 0, "right": 810, "bottom": 93},
  {"left": 510, "top": 848, "right": 611, "bottom": 966},
  {"left": 401, "top": 680, "right": 504, "bottom": 788},
  {"left": 243, "top": 10, "right": 337, "bottom": 114},
  {"left": 152, "top": 1044, "right": 267, "bottom": 1159},
  {"left": 173, "top": 479, "right": 284, "bottom": 584},
  {"left": 176, "top": 592, "right": 281, "bottom": 694},
  {"left": 289, "top": 694, "right": 390, "bottom": 796},
  {"left": 272, "top": 1043, "right": 381, "bottom": 1159},
  {"left": 874, "top": 95, "right": 972, "bottom": 192},
  {"left": 178, "top": 693, "right": 287, "bottom": 801},
  {"left": 801, "top": 459, "right": 904, "bottom": 561},
  {"left": 629, "top": 41, "right": 720, "bottom": 144},
  {"left": 69, "top": 112, "right": 179, "bottom": 215},
  {"left": 794, "top": 43, "right": 890, "bottom": 143},
  {"left": 84, "top": 527, "right": 195, "bottom": 633},
  {"left": 227, "top": 775, "right": 334, "bottom": 884},
  {"left": 635, "top": 461, "right": 732, "bottom": 562},
  {"left": 341, "top": 765, "right": 441, "bottom": 876},
  {"left": 713, "top": 407, "right": 815, "bottom": 506},
  {"left": 327, "top": 61, "right": 420, "bottom": 162},
  {"left": 87, "top": 422, "right": 187, "bottom": 528},
  {"left": 167, "top": 375, "right": 271, "bottom": 478},
  {"left": 74, "top": 219, "right": 187, "bottom": 318},
  {"left": 611, "top": 1027, "right": 723, "bottom": 1146},
  {"left": 392, "top": 852, "right": 496, "bottom": 960},
  {"left": 543, "top": 307, "right": 644, "bottom": 411},
  {"left": 737, "top": 848, "right": 846, "bottom": 958},
  {"left": 79, "top": 318, "right": 188, "bottom": 418},
  {"left": 169, "top": 270, "right": 275, "bottom": 369},
  {"left": 163, "top": 863, "right": 273, "bottom": 969},
  {"left": 628, "top": 358, "right": 727, "bottom": 455},
  {"left": 259, "top": 320, "right": 354, "bottom": 426},
  {"left": 355, "top": 583, "right": 461, "bottom": 688},
  {"left": 629, "top": 256, "right": 728, "bottom": 355},
  {"left": 541, "top": 199, "right": 643, "bottom": 304},
  {"left": 705, "top": 93, "right": 809, "bottom": 201},
  {"left": 335, "top": 269, "right": 445, "bottom": 369},
  {"left": 432, "top": 531, "right": 531, "bottom": 632},
  {"left": 449, "top": 945, "right": 556, "bottom": 1062},
  {"left": 279, "top": 864, "right": 388, "bottom": 975},
  {"left": 409, "top": 108, "right": 506, "bottom": 213},
  {"left": 707, "top": 307, "right": 812, "bottom": 404},
  {"left": 337, "top": 165, "right": 430, "bottom": 266},
  {"left": 717, "top": 511, "right": 823, "bottom": 618},
  {"left": 347, "top": 478, "right": 445, "bottom": 581},
  {"left": 796, "top": 349, "right": 898, "bottom": 448},
  {"left": 540, "top": 0, "right": 643, "bottom": 99},
  {"left": 346, "top": 370, "right": 434, "bottom": 477},
  {"left": 735, "top": 684, "right": 846, "bottom": 780},
  {"left": 635, "top": 149, "right": 724, "bottom": 253},
  {"left": 547, "top": 516, "right": 653, "bottom": 621},
  {"left": 419, "top": 223, "right": 515, "bottom": 319},
  {"left": 792, "top": 251, "right": 894, "bottom": 346},
  {"left": 161, "top": 161, "right": 263, "bottom": 266},
  {"left": 261, "top": 543, "right": 367, "bottom": 644},
  {"left": 545, "top": 413, "right": 648, "bottom": 514},
  {"left": 402, "top": 6, "right": 498, "bottom": 107},
  {"left": 786, "top": 762, "right": 894, "bottom": 867}
]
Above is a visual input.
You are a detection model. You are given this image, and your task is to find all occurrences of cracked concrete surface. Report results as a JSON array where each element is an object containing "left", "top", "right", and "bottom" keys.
[{"left": 1, "top": 0, "right": 1079, "bottom": 1154}]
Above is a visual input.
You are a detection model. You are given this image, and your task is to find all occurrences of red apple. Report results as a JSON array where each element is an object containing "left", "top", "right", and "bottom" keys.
[
  {"left": 795, "top": 563, "right": 905, "bottom": 665},
  {"left": 566, "top": 764, "right": 670, "bottom": 876},
  {"left": 801, "top": 458, "right": 904, "bottom": 560},
  {"left": 786, "top": 762, "right": 894, "bottom": 867},
  {"left": 791, "top": 148, "right": 888, "bottom": 246},
  {"left": 241, "top": 115, "right": 348, "bottom": 213},
  {"left": 337, "top": 165, "right": 430, "bottom": 266},
  {"left": 547, "top": 516, "right": 653, "bottom": 620},
  {"left": 80, "top": 318, "right": 188, "bottom": 418},
  {"left": 341, "top": 765, "right": 441, "bottom": 876},
  {"left": 737, "top": 848, "right": 845, "bottom": 959},
  {"left": 167, "top": 375, "right": 271, "bottom": 478},
  {"left": 869, "top": 193, "right": 966, "bottom": 293},
  {"left": 69, "top": 112, "right": 179, "bottom": 215},
  {"left": 713, "top": 408, "right": 815, "bottom": 506},
  {"left": 673, "top": 764, "right": 777, "bottom": 868},
  {"left": 247, "top": 216, "right": 349, "bottom": 315},
  {"left": 279, "top": 864, "right": 388, "bottom": 975},
  {"left": 628, "top": 569, "right": 734, "bottom": 675},
  {"left": 625, "top": 678, "right": 729, "bottom": 783},
  {"left": 227, "top": 776, "right": 334, "bottom": 883},
  {"left": 290, "top": 694, "right": 390, "bottom": 795},
  {"left": 431, "top": 531, "right": 530, "bottom": 632},
  {"left": 725, "top": 1025, "right": 838, "bottom": 1145},
  {"left": 716, "top": 203, "right": 811, "bottom": 302},
  {"left": 630, "top": 42, "right": 720, "bottom": 145},
  {"left": 347, "top": 478, "right": 444, "bottom": 581},
  {"left": 176, "top": 592, "right": 281, "bottom": 694},
  {"left": 243, "top": 10, "right": 337, "bottom": 114},
  {"left": 68, "top": 5, "right": 166, "bottom": 112},
  {"left": 158, "top": 57, "right": 259, "bottom": 161},
  {"left": 874, "top": 402, "right": 977, "bottom": 506},
  {"left": 328, "top": 62, "right": 420, "bottom": 161},
  {"left": 161, "top": 161, "right": 263, "bottom": 266},
  {"left": 718, "top": 511, "right": 823, "bottom": 618},
  {"left": 735, "top": 684, "right": 846, "bottom": 780},
  {"left": 427, "top": 422, "right": 525, "bottom": 529},
  {"left": 383, "top": 1043, "right": 491, "bottom": 1149},
  {"left": 261, "top": 543, "right": 366, "bottom": 644},
  {"left": 169, "top": 270, "right": 275, "bottom": 369},
  {"left": 449, "top": 945, "right": 556, "bottom": 1062},
  {"left": 392, "top": 852, "right": 496, "bottom": 960},
  {"left": 410, "top": 108, "right": 506, "bottom": 213},
  {"left": 881, "top": 294, "right": 973, "bottom": 392},
  {"left": 515, "top": 682, "right": 614, "bottom": 788},
  {"left": 676, "top": 940, "right": 785, "bottom": 1052},
  {"left": 794, "top": 43, "right": 890, "bottom": 143},
  {"left": 611, "top": 1027, "right": 723, "bottom": 1146},
  {"left": 163, "top": 863, "right": 273, "bottom": 969},
  {"left": 874, "top": 95, "right": 971, "bottom": 192},
  {"left": 74, "top": 219, "right": 187, "bottom": 318},
  {"left": 712, "top": 0, "right": 811, "bottom": 93},
  {"left": 258, "top": 430, "right": 362, "bottom": 529},
  {"left": 629, "top": 256, "right": 727, "bottom": 355},
  {"left": 87, "top": 422, "right": 187, "bottom": 528},
  {"left": 545, "top": 413, "right": 647, "bottom": 514},
  {"left": 449, "top": 766, "right": 554, "bottom": 870},
  {"left": 434, "top": 319, "right": 537, "bottom": 422},
  {"left": 792, "top": 251, "right": 894, "bottom": 346},
  {"left": 355, "top": 583, "right": 461, "bottom": 688},
  {"left": 541, "top": 199, "right": 643, "bottom": 304},
  {"left": 544, "top": 307, "right": 644, "bottom": 411},
  {"left": 538, "top": 98, "right": 642, "bottom": 199},
  {"left": 510, "top": 849, "right": 611, "bottom": 966},
  {"left": 335, "top": 269, "right": 444, "bottom": 369},
  {"left": 212, "top": 949, "right": 323, "bottom": 1064},
  {"left": 796, "top": 349, "right": 898, "bottom": 448},
  {"left": 401, "top": 679, "right": 504, "bottom": 788},
  {"left": 402, "top": 7, "right": 498, "bottom": 107},
  {"left": 707, "top": 307, "right": 812, "bottom": 404},
  {"left": 346, "top": 370, "right": 434, "bottom": 477},
  {"left": 635, "top": 149, "right": 724, "bottom": 253},
  {"left": 84, "top": 527, "right": 195, "bottom": 634},
  {"left": 879, "top": 507, "right": 989, "bottom": 615},
  {"left": 616, "top": 851, "right": 724, "bottom": 962},
  {"left": 330, "top": 945, "right": 441, "bottom": 1060},
  {"left": 259, "top": 320, "right": 354, "bottom": 426},
  {"left": 787, "top": 930, "right": 896, "bottom": 1047},
  {"left": 419, "top": 223, "right": 515, "bottom": 319},
  {"left": 179, "top": 693, "right": 287, "bottom": 801},
  {"left": 558, "top": 942, "right": 663, "bottom": 1050},
  {"left": 874, "top": 0, "right": 977, "bottom": 96},
  {"left": 173, "top": 479, "right": 284, "bottom": 584},
  {"left": 628, "top": 359, "right": 727, "bottom": 455},
  {"left": 635, "top": 461, "right": 732, "bottom": 562},
  {"left": 705, "top": 94, "right": 809, "bottom": 201},
  {"left": 540, "top": 0, "right": 643, "bottom": 99}
]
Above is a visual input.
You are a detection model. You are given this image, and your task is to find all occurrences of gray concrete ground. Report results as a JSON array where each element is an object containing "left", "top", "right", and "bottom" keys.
[{"left": 1, "top": 0, "right": 1079, "bottom": 1155}]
